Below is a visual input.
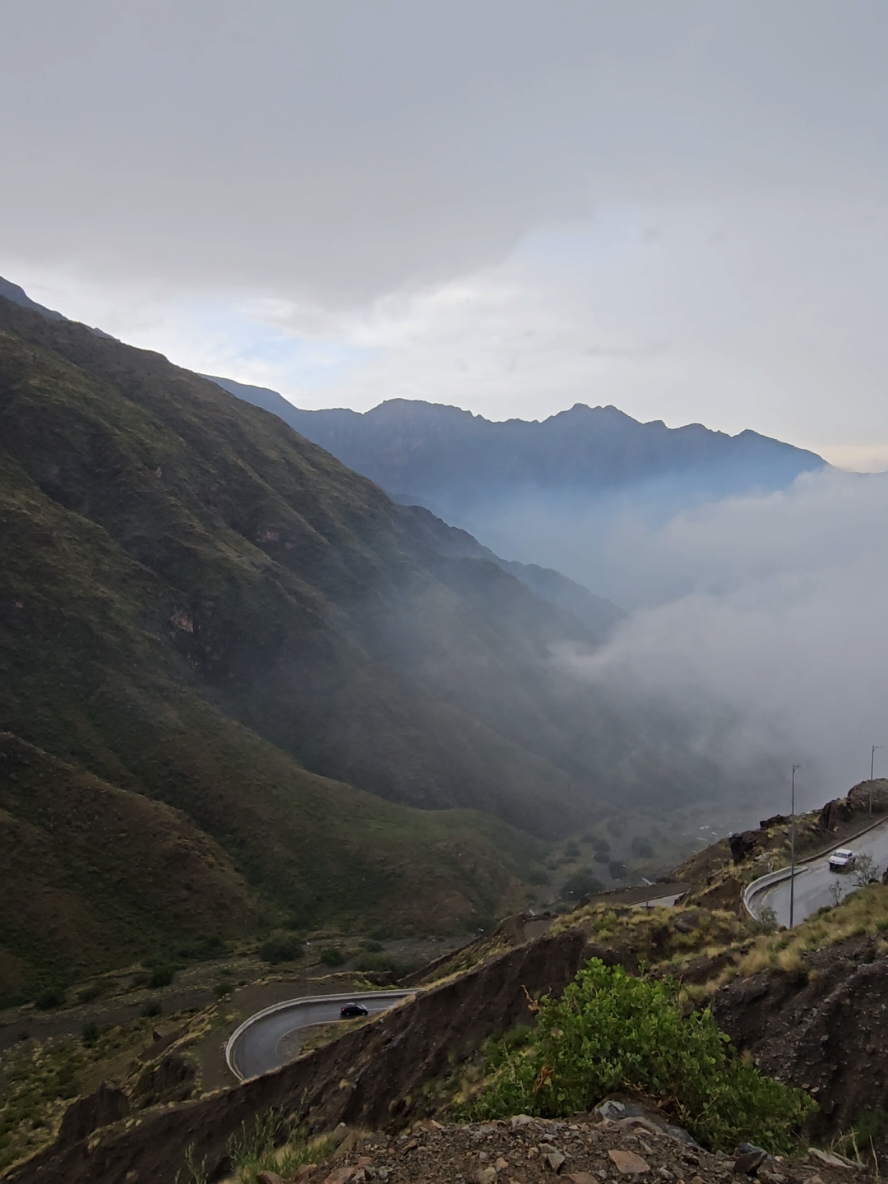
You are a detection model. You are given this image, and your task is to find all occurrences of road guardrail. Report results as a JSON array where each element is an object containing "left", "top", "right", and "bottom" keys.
[
  {"left": 742, "top": 812, "right": 888, "bottom": 922},
  {"left": 225, "top": 989, "right": 413, "bottom": 1081}
]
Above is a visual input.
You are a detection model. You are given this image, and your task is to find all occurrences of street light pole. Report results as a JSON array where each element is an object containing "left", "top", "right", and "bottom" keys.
[
  {"left": 871, "top": 746, "right": 882, "bottom": 814},
  {"left": 790, "top": 764, "right": 801, "bottom": 929}
]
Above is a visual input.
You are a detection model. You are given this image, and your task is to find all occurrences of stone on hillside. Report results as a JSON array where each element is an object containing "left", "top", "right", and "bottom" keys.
[
  {"left": 733, "top": 1149, "right": 767, "bottom": 1175},
  {"left": 729, "top": 831, "right": 759, "bottom": 863},
  {"left": 596, "top": 1100, "right": 627, "bottom": 1119},
  {"left": 323, "top": 1166, "right": 359, "bottom": 1184},
  {"left": 808, "top": 1148, "right": 855, "bottom": 1170},
  {"left": 609, "top": 1149, "right": 651, "bottom": 1174}
]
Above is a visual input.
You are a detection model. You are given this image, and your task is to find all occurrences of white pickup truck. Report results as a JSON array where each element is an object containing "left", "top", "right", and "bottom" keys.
[{"left": 828, "top": 848, "right": 856, "bottom": 873}]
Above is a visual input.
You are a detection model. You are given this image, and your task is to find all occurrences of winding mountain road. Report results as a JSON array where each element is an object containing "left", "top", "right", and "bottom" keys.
[
  {"left": 225, "top": 990, "right": 413, "bottom": 1081},
  {"left": 745, "top": 816, "right": 888, "bottom": 927}
]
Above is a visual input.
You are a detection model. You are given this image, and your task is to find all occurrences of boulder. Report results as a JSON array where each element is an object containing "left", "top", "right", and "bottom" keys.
[
  {"left": 759, "top": 815, "right": 788, "bottom": 829},
  {"left": 729, "top": 831, "right": 759, "bottom": 864},
  {"left": 608, "top": 1149, "right": 651, "bottom": 1174}
]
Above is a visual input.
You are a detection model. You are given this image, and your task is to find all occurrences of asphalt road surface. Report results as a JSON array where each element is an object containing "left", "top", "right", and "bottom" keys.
[
  {"left": 226, "top": 990, "right": 412, "bottom": 1080},
  {"left": 748, "top": 817, "right": 888, "bottom": 927}
]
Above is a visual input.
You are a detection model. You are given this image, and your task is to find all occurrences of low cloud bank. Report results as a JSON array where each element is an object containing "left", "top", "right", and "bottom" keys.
[{"left": 538, "top": 469, "right": 888, "bottom": 814}]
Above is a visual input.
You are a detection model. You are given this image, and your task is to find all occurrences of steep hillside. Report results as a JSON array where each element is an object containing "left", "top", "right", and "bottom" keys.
[
  {"left": 0, "top": 734, "right": 259, "bottom": 1002},
  {"left": 1, "top": 299, "right": 596, "bottom": 999}
]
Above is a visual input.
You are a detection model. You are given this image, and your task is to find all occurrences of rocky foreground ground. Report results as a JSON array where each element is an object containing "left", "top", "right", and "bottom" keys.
[{"left": 248, "top": 1111, "right": 870, "bottom": 1184}]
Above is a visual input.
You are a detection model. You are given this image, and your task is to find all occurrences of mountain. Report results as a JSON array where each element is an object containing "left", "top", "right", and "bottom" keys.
[
  {"left": 0, "top": 288, "right": 727, "bottom": 1003},
  {"left": 203, "top": 379, "right": 626, "bottom": 633},
  {"left": 0, "top": 276, "right": 114, "bottom": 339},
  {"left": 0, "top": 277, "right": 66, "bottom": 321},
  {"left": 0, "top": 296, "right": 567, "bottom": 1000},
  {"left": 206, "top": 380, "right": 826, "bottom": 511},
  {"left": 206, "top": 380, "right": 827, "bottom": 602}
]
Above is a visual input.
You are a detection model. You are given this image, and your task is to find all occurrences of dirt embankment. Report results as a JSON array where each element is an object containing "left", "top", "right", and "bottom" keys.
[
  {"left": 2, "top": 931, "right": 593, "bottom": 1184},
  {"left": 713, "top": 933, "right": 888, "bottom": 1142}
]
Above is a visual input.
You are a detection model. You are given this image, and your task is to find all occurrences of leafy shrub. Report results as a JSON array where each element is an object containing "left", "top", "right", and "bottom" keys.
[
  {"left": 631, "top": 837, "right": 654, "bottom": 858},
  {"left": 259, "top": 933, "right": 304, "bottom": 964},
  {"left": 178, "top": 935, "right": 230, "bottom": 961},
  {"left": 362, "top": 939, "right": 384, "bottom": 952},
  {"left": 354, "top": 952, "right": 419, "bottom": 976},
  {"left": 464, "top": 959, "right": 815, "bottom": 1153},
  {"left": 856, "top": 1106, "right": 888, "bottom": 1143},
  {"left": 564, "top": 841, "right": 581, "bottom": 859},
  {"left": 756, "top": 906, "right": 779, "bottom": 934},
  {"left": 148, "top": 965, "right": 175, "bottom": 989},
  {"left": 213, "top": 981, "right": 234, "bottom": 998},
  {"left": 560, "top": 867, "right": 604, "bottom": 900},
  {"left": 608, "top": 859, "right": 628, "bottom": 880},
  {"left": 141, "top": 1001, "right": 162, "bottom": 1018},
  {"left": 319, "top": 946, "right": 345, "bottom": 967},
  {"left": 483, "top": 1024, "right": 534, "bottom": 1069},
  {"left": 81, "top": 1021, "right": 99, "bottom": 1046},
  {"left": 76, "top": 982, "right": 104, "bottom": 1004},
  {"left": 527, "top": 869, "right": 550, "bottom": 885},
  {"left": 35, "top": 988, "right": 65, "bottom": 1010}
]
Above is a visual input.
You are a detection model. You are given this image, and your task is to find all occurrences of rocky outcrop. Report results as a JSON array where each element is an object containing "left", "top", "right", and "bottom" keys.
[
  {"left": 713, "top": 935, "right": 888, "bottom": 1140},
  {"left": 728, "top": 831, "right": 759, "bottom": 864},
  {"left": 53, "top": 1085, "right": 129, "bottom": 1151}
]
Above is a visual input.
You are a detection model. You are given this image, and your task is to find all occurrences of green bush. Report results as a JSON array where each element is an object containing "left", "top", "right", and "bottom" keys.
[
  {"left": 464, "top": 959, "right": 815, "bottom": 1153},
  {"left": 631, "top": 837, "right": 654, "bottom": 858},
  {"left": 141, "top": 1001, "right": 162, "bottom": 1018},
  {"left": 81, "top": 1021, "right": 100, "bottom": 1046},
  {"left": 608, "top": 859, "right": 628, "bottom": 880},
  {"left": 178, "top": 935, "right": 230, "bottom": 961},
  {"left": 76, "top": 982, "right": 104, "bottom": 1004},
  {"left": 213, "top": 981, "right": 234, "bottom": 998},
  {"left": 148, "top": 966, "right": 175, "bottom": 989},
  {"left": 362, "top": 939, "right": 384, "bottom": 952},
  {"left": 319, "top": 946, "right": 345, "bottom": 967},
  {"left": 259, "top": 933, "right": 304, "bottom": 964},
  {"left": 559, "top": 867, "right": 604, "bottom": 900},
  {"left": 35, "top": 988, "right": 65, "bottom": 1010}
]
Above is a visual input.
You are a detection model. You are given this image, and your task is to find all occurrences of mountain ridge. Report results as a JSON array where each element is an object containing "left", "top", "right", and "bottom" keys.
[{"left": 205, "top": 379, "right": 825, "bottom": 500}]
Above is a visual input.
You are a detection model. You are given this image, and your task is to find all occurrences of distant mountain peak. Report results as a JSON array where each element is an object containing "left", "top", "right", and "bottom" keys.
[
  {"left": 0, "top": 275, "right": 117, "bottom": 339},
  {"left": 0, "top": 275, "right": 66, "bottom": 321}
]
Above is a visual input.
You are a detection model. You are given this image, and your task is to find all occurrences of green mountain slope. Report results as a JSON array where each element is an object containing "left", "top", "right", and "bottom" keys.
[{"left": 1, "top": 296, "right": 638, "bottom": 999}]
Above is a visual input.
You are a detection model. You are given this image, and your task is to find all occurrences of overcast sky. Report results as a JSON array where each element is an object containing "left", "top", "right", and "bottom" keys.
[{"left": 3, "top": 1, "right": 888, "bottom": 467}]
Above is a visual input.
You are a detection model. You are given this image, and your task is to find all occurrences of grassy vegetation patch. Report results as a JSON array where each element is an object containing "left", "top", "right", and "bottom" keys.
[
  {"left": 735, "top": 883, "right": 888, "bottom": 980},
  {"left": 461, "top": 958, "right": 815, "bottom": 1153},
  {"left": 0, "top": 1016, "right": 164, "bottom": 1173}
]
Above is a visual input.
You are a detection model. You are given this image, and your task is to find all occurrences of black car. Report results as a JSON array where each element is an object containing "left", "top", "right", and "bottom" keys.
[{"left": 340, "top": 1002, "right": 369, "bottom": 1018}]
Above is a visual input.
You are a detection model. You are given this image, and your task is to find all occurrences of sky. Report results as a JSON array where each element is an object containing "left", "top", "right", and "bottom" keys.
[{"left": 3, "top": 1, "right": 888, "bottom": 468}]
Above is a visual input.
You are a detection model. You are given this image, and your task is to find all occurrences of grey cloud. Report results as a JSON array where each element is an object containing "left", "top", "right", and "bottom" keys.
[
  {"left": 547, "top": 469, "right": 888, "bottom": 810},
  {"left": 3, "top": 1, "right": 888, "bottom": 300}
]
